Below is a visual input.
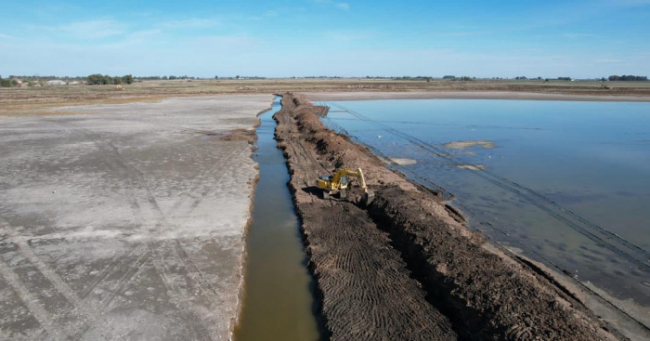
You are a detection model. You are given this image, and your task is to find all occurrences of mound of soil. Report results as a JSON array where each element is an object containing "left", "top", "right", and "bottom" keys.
[
  {"left": 274, "top": 93, "right": 621, "bottom": 340},
  {"left": 221, "top": 128, "right": 258, "bottom": 144},
  {"left": 275, "top": 96, "right": 455, "bottom": 340}
]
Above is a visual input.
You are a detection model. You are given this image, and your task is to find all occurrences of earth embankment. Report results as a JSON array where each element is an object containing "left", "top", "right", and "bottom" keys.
[{"left": 273, "top": 93, "right": 622, "bottom": 340}]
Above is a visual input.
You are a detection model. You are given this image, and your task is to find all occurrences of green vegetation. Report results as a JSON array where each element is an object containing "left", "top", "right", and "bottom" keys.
[
  {"left": 87, "top": 74, "right": 134, "bottom": 85},
  {"left": 0, "top": 79, "right": 17, "bottom": 87},
  {"left": 137, "top": 75, "right": 199, "bottom": 80},
  {"left": 609, "top": 75, "right": 648, "bottom": 81},
  {"left": 392, "top": 76, "right": 436, "bottom": 81}
]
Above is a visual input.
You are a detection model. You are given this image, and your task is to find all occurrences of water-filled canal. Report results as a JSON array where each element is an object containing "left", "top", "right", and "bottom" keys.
[{"left": 235, "top": 97, "right": 319, "bottom": 341}]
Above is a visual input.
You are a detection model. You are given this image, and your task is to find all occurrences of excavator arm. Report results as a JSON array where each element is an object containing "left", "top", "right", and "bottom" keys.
[{"left": 337, "top": 168, "right": 368, "bottom": 193}]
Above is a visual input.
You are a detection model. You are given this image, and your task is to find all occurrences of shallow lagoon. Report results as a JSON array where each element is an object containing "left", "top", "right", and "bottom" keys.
[{"left": 320, "top": 99, "right": 650, "bottom": 312}]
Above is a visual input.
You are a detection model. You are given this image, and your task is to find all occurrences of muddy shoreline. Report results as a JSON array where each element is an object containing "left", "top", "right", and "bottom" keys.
[
  {"left": 273, "top": 93, "right": 624, "bottom": 340},
  {"left": 303, "top": 91, "right": 650, "bottom": 102}
]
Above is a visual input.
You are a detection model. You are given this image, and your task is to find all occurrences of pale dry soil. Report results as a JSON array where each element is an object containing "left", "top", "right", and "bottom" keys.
[{"left": 0, "top": 95, "right": 273, "bottom": 341}]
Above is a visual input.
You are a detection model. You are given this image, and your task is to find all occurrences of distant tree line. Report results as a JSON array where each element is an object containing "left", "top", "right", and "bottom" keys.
[
  {"left": 440, "top": 76, "right": 475, "bottom": 81},
  {"left": 396, "top": 76, "right": 435, "bottom": 80},
  {"left": 0, "top": 78, "right": 18, "bottom": 87},
  {"left": 87, "top": 74, "right": 134, "bottom": 85},
  {"left": 134, "top": 76, "right": 191, "bottom": 80},
  {"left": 137, "top": 76, "right": 164, "bottom": 80},
  {"left": 389, "top": 75, "right": 470, "bottom": 81},
  {"left": 303, "top": 76, "right": 343, "bottom": 79},
  {"left": 5, "top": 75, "right": 85, "bottom": 80},
  {"left": 608, "top": 75, "right": 648, "bottom": 81}
]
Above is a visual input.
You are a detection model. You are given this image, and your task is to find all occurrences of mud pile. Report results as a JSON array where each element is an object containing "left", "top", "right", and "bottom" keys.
[{"left": 274, "top": 93, "right": 621, "bottom": 340}]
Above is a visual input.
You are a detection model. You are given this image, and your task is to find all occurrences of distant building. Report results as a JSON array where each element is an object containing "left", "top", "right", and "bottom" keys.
[{"left": 47, "top": 80, "right": 67, "bottom": 86}]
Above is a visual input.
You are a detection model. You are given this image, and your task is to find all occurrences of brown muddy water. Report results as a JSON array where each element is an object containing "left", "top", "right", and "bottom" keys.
[{"left": 234, "top": 98, "right": 320, "bottom": 340}]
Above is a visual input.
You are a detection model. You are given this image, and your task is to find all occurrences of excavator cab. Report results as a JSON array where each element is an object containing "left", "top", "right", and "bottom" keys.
[{"left": 339, "top": 176, "right": 348, "bottom": 189}]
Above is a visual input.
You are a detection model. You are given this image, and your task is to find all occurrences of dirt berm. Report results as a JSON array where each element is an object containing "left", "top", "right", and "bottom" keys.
[{"left": 273, "top": 93, "right": 622, "bottom": 341}]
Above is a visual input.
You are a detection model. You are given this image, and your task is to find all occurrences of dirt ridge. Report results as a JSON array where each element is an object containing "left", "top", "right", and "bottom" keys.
[
  {"left": 274, "top": 93, "right": 622, "bottom": 340},
  {"left": 275, "top": 95, "right": 457, "bottom": 340}
]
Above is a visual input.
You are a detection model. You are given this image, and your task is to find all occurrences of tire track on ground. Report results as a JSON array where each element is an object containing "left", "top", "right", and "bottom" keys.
[
  {"left": 148, "top": 242, "right": 214, "bottom": 341},
  {"left": 28, "top": 120, "right": 239, "bottom": 340},
  {"left": 174, "top": 145, "right": 242, "bottom": 216},
  {"left": 276, "top": 93, "right": 622, "bottom": 340},
  {"left": 0, "top": 254, "right": 69, "bottom": 341},
  {"left": 0, "top": 215, "right": 110, "bottom": 340},
  {"left": 37, "top": 123, "right": 214, "bottom": 337},
  {"left": 76, "top": 126, "right": 235, "bottom": 340},
  {"left": 274, "top": 95, "right": 458, "bottom": 340},
  {"left": 79, "top": 246, "right": 144, "bottom": 299},
  {"left": 14, "top": 239, "right": 99, "bottom": 320}
]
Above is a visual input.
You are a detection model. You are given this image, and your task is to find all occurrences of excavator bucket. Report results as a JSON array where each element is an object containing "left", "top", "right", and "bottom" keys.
[{"left": 361, "top": 191, "right": 375, "bottom": 206}]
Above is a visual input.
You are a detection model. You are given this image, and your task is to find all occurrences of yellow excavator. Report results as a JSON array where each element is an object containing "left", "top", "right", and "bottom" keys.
[{"left": 317, "top": 168, "right": 374, "bottom": 205}]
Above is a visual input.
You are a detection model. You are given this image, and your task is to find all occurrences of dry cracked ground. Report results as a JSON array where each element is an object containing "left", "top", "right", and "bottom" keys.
[{"left": 0, "top": 95, "right": 273, "bottom": 341}]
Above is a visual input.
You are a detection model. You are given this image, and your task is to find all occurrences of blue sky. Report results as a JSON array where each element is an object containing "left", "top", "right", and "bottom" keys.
[{"left": 1, "top": 0, "right": 649, "bottom": 78}]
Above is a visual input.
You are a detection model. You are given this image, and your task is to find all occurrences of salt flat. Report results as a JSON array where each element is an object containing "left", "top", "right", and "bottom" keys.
[{"left": 0, "top": 95, "right": 272, "bottom": 341}]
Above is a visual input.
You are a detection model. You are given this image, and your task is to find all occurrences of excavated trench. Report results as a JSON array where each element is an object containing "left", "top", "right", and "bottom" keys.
[
  {"left": 234, "top": 97, "right": 321, "bottom": 341},
  {"left": 273, "top": 93, "right": 624, "bottom": 341}
]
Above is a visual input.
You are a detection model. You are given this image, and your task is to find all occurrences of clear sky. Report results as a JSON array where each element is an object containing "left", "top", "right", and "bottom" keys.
[{"left": 1, "top": 0, "right": 649, "bottom": 78}]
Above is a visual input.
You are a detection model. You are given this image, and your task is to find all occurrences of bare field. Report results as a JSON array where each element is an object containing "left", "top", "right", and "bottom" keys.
[
  {"left": 2, "top": 78, "right": 650, "bottom": 115},
  {"left": 0, "top": 95, "right": 273, "bottom": 340}
]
